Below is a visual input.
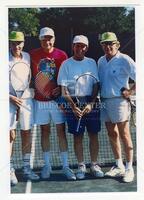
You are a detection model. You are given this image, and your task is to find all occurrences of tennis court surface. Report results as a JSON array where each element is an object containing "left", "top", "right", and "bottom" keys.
[
  {"left": 11, "top": 166, "right": 137, "bottom": 193},
  {"left": 11, "top": 122, "right": 136, "bottom": 193}
]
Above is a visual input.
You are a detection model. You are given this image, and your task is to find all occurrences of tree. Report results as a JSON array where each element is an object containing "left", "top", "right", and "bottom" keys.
[
  {"left": 38, "top": 7, "right": 134, "bottom": 34},
  {"left": 9, "top": 8, "right": 40, "bottom": 36},
  {"left": 8, "top": 7, "right": 135, "bottom": 59},
  {"left": 9, "top": 7, "right": 134, "bottom": 36}
]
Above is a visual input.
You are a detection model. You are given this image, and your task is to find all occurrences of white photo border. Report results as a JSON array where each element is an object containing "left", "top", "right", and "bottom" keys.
[{"left": 1, "top": 0, "right": 144, "bottom": 200}]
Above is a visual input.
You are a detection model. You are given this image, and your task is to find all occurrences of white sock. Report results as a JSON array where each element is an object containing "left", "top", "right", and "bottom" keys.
[
  {"left": 60, "top": 151, "right": 69, "bottom": 168},
  {"left": 116, "top": 159, "right": 124, "bottom": 168},
  {"left": 126, "top": 161, "right": 133, "bottom": 170},
  {"left": 43, "top": 151, "right": 51, "bottom": 167},
  {"left": 23, "top": 153, "right": 31, "bottom": 168}
]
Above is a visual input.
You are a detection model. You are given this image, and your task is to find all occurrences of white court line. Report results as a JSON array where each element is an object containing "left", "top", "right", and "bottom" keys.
[{"left": 25, "top": 125, "right": 37, "bottom": 193}]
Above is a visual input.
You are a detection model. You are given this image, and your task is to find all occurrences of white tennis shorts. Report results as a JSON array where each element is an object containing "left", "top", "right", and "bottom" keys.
[
  {"left": 33, "top": 100, "right": 66, "bottom": 125},
  {"left": 10, "top": 98, "right": 34, "bottom": 130},
  {"left": 101, "top": 97, "right": 131, "bottom": 123}
]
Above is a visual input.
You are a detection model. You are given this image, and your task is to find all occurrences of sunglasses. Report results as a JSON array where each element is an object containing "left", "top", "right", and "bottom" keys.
[
  {"left": 10, "top": 41, "right": 24, "bottom": 46},
  {"left": 101, "top": 41, "right": 117, "bottom": 46}
]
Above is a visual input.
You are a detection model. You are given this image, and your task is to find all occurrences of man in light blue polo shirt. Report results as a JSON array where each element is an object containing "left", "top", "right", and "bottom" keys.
[{"left": 98, "top": 32, "right": 136, "bottom": 183}]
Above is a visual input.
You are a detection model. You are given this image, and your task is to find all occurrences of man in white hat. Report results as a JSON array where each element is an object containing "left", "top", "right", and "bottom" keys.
[
  {"left": 58, "top": 35, "right": 104, "bottom": 180},
  {"left": 9, "top": 31, "right": 40, "bottom": 186},
  {"left": 30, "top": 27, "right": 76, "bottom": 180}
]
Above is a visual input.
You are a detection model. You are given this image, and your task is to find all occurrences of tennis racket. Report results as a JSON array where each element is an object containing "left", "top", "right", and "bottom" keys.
[
  {"left": 75, "top": 73, "right": 98, "bottom": 132},
  {"left": 120, "top": 87, "right": 136, "bottom": 127},
  {"left": 35, "top": 58, "right": 57, "bottom": 99},
  {"left": 129, "top": 95, "right": 136, "bottom": 127},
  {"left": 9, "top": 62, "right": 31, "bottom": 111}
]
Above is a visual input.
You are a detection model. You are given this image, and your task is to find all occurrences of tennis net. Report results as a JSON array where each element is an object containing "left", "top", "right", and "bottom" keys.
[{"left": 12, "top": 122, "right": 136, "bottom": 170}]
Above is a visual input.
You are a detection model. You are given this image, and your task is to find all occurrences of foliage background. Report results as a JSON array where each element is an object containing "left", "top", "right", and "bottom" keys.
[{"left": 9, "top": 7, "right": 135, "bottom": 60}]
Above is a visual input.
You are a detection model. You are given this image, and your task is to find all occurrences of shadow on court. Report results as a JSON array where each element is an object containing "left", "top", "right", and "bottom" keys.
[{"left": 11, "top": 166, "right": 137, "bottom": 193}]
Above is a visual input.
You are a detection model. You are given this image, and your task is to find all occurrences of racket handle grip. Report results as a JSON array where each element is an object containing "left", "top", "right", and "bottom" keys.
[{"left": 76, "top": 117, "right": 82, "bottom": 132}]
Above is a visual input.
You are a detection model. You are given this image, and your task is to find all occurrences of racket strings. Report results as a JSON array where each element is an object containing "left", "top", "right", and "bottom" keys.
[
  {"left": 35, "top": 73, "right": 49, "bottom": 88},
  {"left": 10, "top": 63, "right": 31, "bottom": 94},
  {"left": 35, "top": 72, "right": 57, "bottom": 98},
  {"left": 131, "top": 104, "right": 136, "bottom": 113},
  {"left": 75, "top": 75, "right": 97, "bottom": 97},
  {"left": 74, "top": 74, "right": 98, "bottom": 132},
  {"left": 35, "top": 77, "right": 51, "bottom": 97}
]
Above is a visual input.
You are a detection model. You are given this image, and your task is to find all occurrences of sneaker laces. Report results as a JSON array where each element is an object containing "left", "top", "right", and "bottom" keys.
[
  {"left": 110, "top": 165, "right": 121, "bottom": 171},
  {"left": 23, "top": 166, "right": 35, "bottom": 175},
  {"left": 63, "top": 167, "right": 76, "bottom": 178},
  {"left": 78, "top": 164, "right": 86, "bottom": 172},
  {"left": 109, "top": 165, "right": 125, "bottom": 175},
  {"left": 111, "top": 165, "right": 118, "bottom": 170},
  {"left": 63, "top": 166, "right": 73, "bottom": 173},
  {"left": 91, "top": 164, "right": 101, "bottom": 171}
]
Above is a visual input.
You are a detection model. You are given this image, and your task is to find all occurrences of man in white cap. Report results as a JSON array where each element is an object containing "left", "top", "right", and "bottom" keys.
[
  {"left": 9, "top": 31, "right": 39, "bottom": 186},
  {"left": 30, "top": 27, "right": 76, "bottom": 180},
  {"left": 58, "top": 35, "right": 104, "bottom": 180},
  {"left": 98, "top": 32, "right": 136, "bottom": 182}
]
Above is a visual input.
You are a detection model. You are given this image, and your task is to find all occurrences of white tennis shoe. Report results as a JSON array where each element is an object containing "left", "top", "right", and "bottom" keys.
[
  {"left": 105, "top": 165, "right": 125, "bottom": 177},
  {"left": 123, "top": 168, "right": 134, "bottom": 183},
  {"left": 63, "top": 166, "right": 76, "bottom": 180},
  {"left": 11, "top": 168, "right": 18, "bottom": 186},
  {"left": 41, "top": 165, "right": 52, "bottom": 179},
  {"left": 76, "top": 164, "right": 87, "bottom": 180},
  {"left": 90, "top": 164, "right": 104, "bottom": 177}
]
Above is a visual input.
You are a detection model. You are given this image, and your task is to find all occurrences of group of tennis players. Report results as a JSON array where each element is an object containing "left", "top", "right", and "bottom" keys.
[{"left": 9, "top": 26, "right": 136, "bottom": 186}]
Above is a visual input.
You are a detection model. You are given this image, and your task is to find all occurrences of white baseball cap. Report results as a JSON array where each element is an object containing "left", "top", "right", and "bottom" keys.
[
  {"left": 73, "top": 35, "right": 89, "bottom": 46},
  {"left": 39, "top": 27, "right": 55, "bottom": 40}
]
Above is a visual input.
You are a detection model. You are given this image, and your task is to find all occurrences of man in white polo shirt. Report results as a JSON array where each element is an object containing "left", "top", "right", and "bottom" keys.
[{"left": 58, "top": 35, "right": 104, "bottom": 180}]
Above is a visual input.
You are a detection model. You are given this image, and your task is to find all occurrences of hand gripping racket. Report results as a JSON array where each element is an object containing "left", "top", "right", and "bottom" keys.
[
  {"left": 120, "top": 87, "right": 136, "bottom": 127},
  {"left": 75, "top": 73, "right": 98, "bottom": 132},
  {"left": 35, "top": 58, "right": 57, "bottom": 99},
  {"left": 10, "top": 62, "right": 31, "bottom": 107}
]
